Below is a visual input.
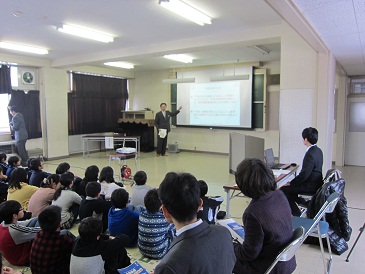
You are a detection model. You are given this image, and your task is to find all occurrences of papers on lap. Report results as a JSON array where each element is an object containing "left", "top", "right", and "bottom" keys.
[
  {"left": 118, "top": 261, "right": 149, "bottom": 274},
  {"left": 217, "top": 219, "right": 245, "bottom": 244}
]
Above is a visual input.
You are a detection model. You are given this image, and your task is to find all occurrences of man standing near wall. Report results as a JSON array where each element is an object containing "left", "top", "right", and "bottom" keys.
[
  {"left": 154, "top": 103, "right": 182, "bottom": 157},
  {"left": 9, "top": 106, "right": 29, "bottom": 166}
]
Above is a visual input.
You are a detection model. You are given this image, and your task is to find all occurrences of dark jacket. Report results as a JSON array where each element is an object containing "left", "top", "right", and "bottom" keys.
[
  {"left": 71, "top": 234, "right": 130, "bottom": 274},
  {"left": 154, "top": 110, "right": 180, "bottom": 132},
  {"left": 79, "top": 197, "right": 112, "bottom": 232},
  {"left": 234, "top": 191, "right": 296, "bottom": 274},
  {"left": 307, "top": 178, "right": 352, "bottom": 255},
  {"left": 29, "top": 170, "right": 51, "bottom": 187},
  {"left": 155, "top": 221, "right": 235, "bottom": 274},
  {"left": 291, "top": 145, "right": 323, "bottom": 193}
]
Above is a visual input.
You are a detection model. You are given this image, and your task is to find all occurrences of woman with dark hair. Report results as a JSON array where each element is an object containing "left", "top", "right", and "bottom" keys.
[
  {"left": 73, "top": 165, "right": 99, "bottom": 197},
  {"left": 7, "top": 168, "right": 38, "bottom": 211},
  {"left": 28, "top": 174, "right": 60, "bottom": 217},
  {"left": 28, "top": 158, "right": 51, "bottom": 187},
  {"left": 51, "top": 172, "right": 82, "bottom": 229},
  {"left": 99, "top": 166, "right": 124, "bottom": 200},
  {"left": 233, "top": 158, "right": 296, "bottom": 274}
]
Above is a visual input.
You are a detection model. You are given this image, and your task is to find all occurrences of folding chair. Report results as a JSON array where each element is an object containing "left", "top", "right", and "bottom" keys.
[
  {"left": 297, "top": 169, "right": 342, "bottom": 215},
  {"left": 292, "top": 192, "right": 340, "bottom": 274},
  {"left": 264, "top": 226, "right": 305, "bottom": 274}
]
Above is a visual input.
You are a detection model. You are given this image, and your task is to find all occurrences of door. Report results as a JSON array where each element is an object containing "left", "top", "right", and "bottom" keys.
[{"left": 345, "top": 95, "right": 365, "bottom": 166}]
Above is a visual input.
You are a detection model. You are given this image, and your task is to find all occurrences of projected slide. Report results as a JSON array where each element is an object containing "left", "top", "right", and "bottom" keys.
[
  {"left": 177, "top": 73, "right": 253, "bottom": 129},
  {"left": 190, "top": 82, "right": 240, "bottom": 126}
]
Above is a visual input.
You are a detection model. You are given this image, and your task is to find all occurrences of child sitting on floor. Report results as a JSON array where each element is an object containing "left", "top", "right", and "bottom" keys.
[
  {"left": 197, "top": 180, "right": 223, "bottom": 224},
  {"left": 108, "top": 188, "right": 140, "bottom": 247},
  {"left": 0, "top": 167, "right": 8, "bottom": 204},
  {"left": 71, "top": 217, "right": 130, "bottom": 274},
  {"left": 7, "top": 168, "right": 38, "bottom": 212},
  {"left": 99, "top": 166, "right": 124, "bottom": 200},
  {"left": 131, "top": 171, "right": 152, "bottom": 207},
  {"left": 138, "top": 189, "right": 175, "bottom": 259},
  {"left": 28, "top": 158, "right": 51, "bottom": 187},
  {"left": 51, "top": 172, "right": 82, "bottom": 229},
  {"left": 30, "top": 205, "right": 75, "bottom": 274},
  {"left": 6, "top": 156, "right": 20, "bottom": 178},
  {"left": 79, "top": 182, "right": 112, "bottom": 232},
  {"left": 0, "top": 200, "right": 41, "bottom": 266},
  {"left": 0, "top": 152, "right": 8, "bottom": 178},
  {"left": 28, "top": 174, "right": 59, "bottom": 217}
]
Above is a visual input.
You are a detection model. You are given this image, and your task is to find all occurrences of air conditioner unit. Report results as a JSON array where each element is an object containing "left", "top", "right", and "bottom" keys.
[{"left": 168, "top": 143, "right": 179, "bottom": 153}]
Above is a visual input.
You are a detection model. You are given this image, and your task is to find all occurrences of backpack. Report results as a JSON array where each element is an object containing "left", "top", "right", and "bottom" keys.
[{"left": 121, "top": 165, "right": 132, "bottom": 179}]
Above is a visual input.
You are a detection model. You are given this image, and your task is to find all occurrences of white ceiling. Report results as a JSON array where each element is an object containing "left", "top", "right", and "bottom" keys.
[
  {"left": 1, "top": 0, "right": 364, "bottom": 75},
  {"left": 293, "top": 0, "right": 365, "bottom": 76},
  {"left": 0, "top": 0, "right": 282, "bottom": 71}
]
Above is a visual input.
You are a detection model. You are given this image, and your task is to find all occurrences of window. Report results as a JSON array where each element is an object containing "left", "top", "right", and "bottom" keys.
[
  {"left": 0, "top": 94, "right": 10, "bottom": 134},
  {"left": 10, "top": 66, "right": 18, "bottom": 87}
]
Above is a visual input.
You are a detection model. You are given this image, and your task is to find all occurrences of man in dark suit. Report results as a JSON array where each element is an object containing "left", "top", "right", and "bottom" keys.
[
  {"left": 154, "top": 103, "right": 182, "bottom": 157},
  {"left": 155, "top": 172, "right": 235, "bottom": 274},
  {"left": 281, "top": 127, "right": 323, "bottom": 216},
  {"left": 9, "top": 106, "right": 29, "bottom": 166}
]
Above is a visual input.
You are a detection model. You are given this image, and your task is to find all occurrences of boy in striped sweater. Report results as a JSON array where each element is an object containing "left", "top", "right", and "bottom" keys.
[
  {"left": 0, "top": 200, "right": 41, "bottom": 266},
  {"left": 138, "top": 189, "right": 175, "bottom": 259}
]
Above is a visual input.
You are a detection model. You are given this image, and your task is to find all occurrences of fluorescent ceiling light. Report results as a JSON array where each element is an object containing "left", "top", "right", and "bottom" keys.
[
  {"left": 104, "top": 61, "right": 134, "bottom": 69},
  {"left": 253, "top": 45, "right": 270, "bottom": 55},
  {"left": 0, "top": 42, "right": 48, "bottom": 55},
  {"left": 164, "top": 54, "right": 193, "bottom": 63},
  {"left": 57, "top": 24, "right": 114, "bottom": 43},
  {"left": 210, "top": 75, "right": 250, "bottom": 82},
  {"left": 162, "top": 78, "right": 195, "bottom": 84},
  {"left": 159, "top": 0, "right": 212, "bottom": 26}
]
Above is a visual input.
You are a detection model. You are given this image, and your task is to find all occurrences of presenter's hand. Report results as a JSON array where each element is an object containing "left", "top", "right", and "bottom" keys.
[{"left": 178, "top": 106, "right": 182, "bottom": 111}]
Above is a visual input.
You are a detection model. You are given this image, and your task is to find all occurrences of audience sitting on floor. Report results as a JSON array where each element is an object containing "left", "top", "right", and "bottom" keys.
[
  {"left": 0, "top": 200, "right": 41, "bottom": 266},
  {"left": 28, "top": 158, "right": 51, "bottom": 187},
  {"left": 233, "top": 158, "right": 296, "bottom": 274},
  {"left": 28, "top": 174, "right": 60, "bottom": 217},
  {"left": 79, "top": 182, "right": 112, "bottom": 232},
  {"left": 131, "top": 170, "right": 152, "bottom": 207},
  {"left": 138, "top": 188, "right": 175, "bottom": 259},
  {"left": 71, "top": 217, "right": 130, "bottom": 274},
  {"left": 6, "top": 156, "right": 20, "bottom": 178},
  {"left": 51, "top": 172, "right": 82, "bottom": 229},
  {"left": 108, "top": 188, "right": 140, "bottom": 247},
  {"left": 197, "top": 180, "right": 224, "bottom": 224},
  {"left": 154, "top": 172, "right": 236, "bottom": 274},
  {"left": 0, "top": 167, "right": 8, "bottom": 204},
  {"left": 74, "top": 165, "right": 99, "bottom": 197},
  {"left": 7, "top": 168, "right": 38, "bottom": 212},
  {"left": 30, "top": 205, "right": 75, "bottom": 274},
  {"left": 99, "top": 166, "right": 124, "bottom": 200},
  {"left": 0, "top": 153, "right": 8, "bottom": 179}
]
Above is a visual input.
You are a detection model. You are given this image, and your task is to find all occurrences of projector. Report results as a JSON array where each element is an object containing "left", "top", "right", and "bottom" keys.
[{"left": 168, "top": 143, "right": 179, "bottom": 153}]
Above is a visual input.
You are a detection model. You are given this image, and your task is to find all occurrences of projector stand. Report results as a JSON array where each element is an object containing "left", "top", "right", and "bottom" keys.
[{"left": 346, "top": 222, "right": 365, "bottom": 262}]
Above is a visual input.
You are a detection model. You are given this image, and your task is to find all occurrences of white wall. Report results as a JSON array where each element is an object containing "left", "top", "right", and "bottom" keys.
[
  {"left": 128, "top": 64, "right": 281, "bottom": 155},
  {"left": 279, "top": 21, "right": 335, "bottom": 172}
]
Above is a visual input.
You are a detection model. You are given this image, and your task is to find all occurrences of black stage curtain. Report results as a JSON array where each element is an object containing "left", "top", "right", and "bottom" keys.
[
  {"left": 68, "top": 73, "right": 128, "bottom": 135},
  {"left": 0, "top": 65, "right": 12, "bottom": 94},
  {"left": 9, "top": 90, "right": 42, "bottom": 139}
]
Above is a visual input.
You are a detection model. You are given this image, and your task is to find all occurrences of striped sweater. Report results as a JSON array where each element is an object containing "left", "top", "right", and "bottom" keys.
[
  {"left": 138, "top": 211, "right": 175, "bottom": 259},
  {"left": 0, "top": 219, "right": 41, "bottom": 266}
]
